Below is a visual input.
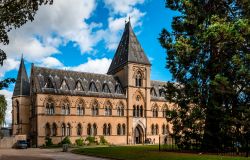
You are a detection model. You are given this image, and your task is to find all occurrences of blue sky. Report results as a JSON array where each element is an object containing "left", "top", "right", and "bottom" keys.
[{"left": 0, "top": 0, "right": 178, "bottom": 124}]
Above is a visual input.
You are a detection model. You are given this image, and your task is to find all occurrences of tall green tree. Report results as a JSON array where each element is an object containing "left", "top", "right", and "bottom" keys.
[
  {"left": 0, "top": 0, "right": 53, "bottom": 89},
  {"left": 0, "top": 95, "right": 7, "bottom": 125},
  {"left": 159, "top": 0, "right": 250, "bottom": 150}
]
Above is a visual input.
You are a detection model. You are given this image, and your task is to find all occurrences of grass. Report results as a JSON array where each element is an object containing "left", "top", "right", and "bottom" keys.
[{"left": 72, "top": 145, "right": 249, "bottom": 160}]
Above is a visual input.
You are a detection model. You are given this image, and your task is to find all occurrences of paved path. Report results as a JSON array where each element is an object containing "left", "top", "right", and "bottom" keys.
[{"left": 0, "top": 148, "right": 108, "bottom": 160}]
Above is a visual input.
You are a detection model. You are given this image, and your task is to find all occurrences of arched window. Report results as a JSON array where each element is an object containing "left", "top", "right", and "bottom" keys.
[
  {"left": 89, "top": 82, "right": 98, "bottom": 92},
  {"left": 117, "top": 104, "right": 124, "bottom": 116},
  {"left": 75, "top": 81, "right": 83, "bottom": 91},
  {"left": 156, "top": 124, "right": 159, "bottom": 135},
  {"left": 77, "top": 103, "right": 85, "bottom": 115},
  {"left": 92, "top": 101, "right": 99, "bottom": 116},
  {"left": 107, "top": 123, "right": 111, "bottom": 135},
  {"left": 162, "top": 108, "right": 167, "bottom": 117},
  {"left": 117, "top": 124, "right": 121, "bottom": 135},
  {"left": 46, "top": 102, "right": 55, "bottom": 115},
  {"left": 45, "top": 123, "right": 51, "bottom": 137},
  {"left": 152, "top": 106, "right": 158, "bottom": 117},
  {"left": 162, "top": 124, "right": 168, "bottom": 135},
  {"left": 16, "top": 101, "right": 20, "bottom": 124},
  {"left": 62, "top": 123, "right": 66, "bottom": 136},
  {"left": 62, "top": 103, "right": 70, "bottom": 115},
  {"left": 87, "top": 123, "right": 92, "bottom": 135},
  {"left": 151, "top": 88, "right": 157, "bottom": 97},
  {"left": 103, "top": 124, "right": 107, "bottom": 135},
  {"left": 77, "top": 123, "right": 82, "bottom": 136},
  {"left": 136, "top": 105, "right": 140, "bottom": 117},
  {"left": 104, "top": 102, "right": 112, "bottom": 116},
  {"left": 52, "top": 123, "right": 57, "bottom": 136},
  {"left": 140, "top": 105, "right": 143, "bottom": 117},
  {"left": 151, "top": 124, "right": 155, "bottom": 135},
  {"left": 135, "top": 72, "right": 142, "bottom": 87},
  {"left": 60, "top": 80, "right": 69, "bottom": 90},
  {"left": 122, "top": 124, "right": 126, "bottom": 135},
  {"left": 93, "top": 123, "right": 97, "bottom": 136},
  {"left": 133, "top": 105, "right": 136, "bottom": 117},
  {"left": 102, "top": 84, "right": 111, "bottom": 93},
  {"left": 115, "top": 84, "right": 122, "bottom": 94},
  {"left": 66, "top": 123, "right": 71, "bottom": 136},
  {"left": 44, "top": 77, "right": 54, "bottom": 88}
]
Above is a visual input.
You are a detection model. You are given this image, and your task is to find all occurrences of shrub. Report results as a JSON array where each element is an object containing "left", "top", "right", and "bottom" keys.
[
  {"left": 60, "top": 136, "right": 71, "bottom": 145},
  {"left": 85, "top": 136, "right": 95, "bottom": 144},
  {"left": 75, "top": 138, "right": 84, "bottom": 146},
  {"left": 99, "top": 136, "right": 108, "bottom": 145},
  {"left": 45, "top": 137, "right": 53, "bottom": 147}
]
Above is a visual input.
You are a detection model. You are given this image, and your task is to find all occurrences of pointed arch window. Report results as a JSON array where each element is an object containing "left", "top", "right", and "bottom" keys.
[
  {"left": 152, "top": 106, "right": 158, "bottom": 117},
  {"left": 162, "top": 124, "right": 168, "bottom": 135},
  {"left": 52, "top": 123, "right": 57, "bottom": 136},
  {"left": 87, "top": 123, "right": 92, "bottom": 135},
  {"left": 46, "top": 102, "right": 55, "bottom": 115},
  {"left": 104, "top": 102, "right": 112, "bottom": 116},
  {"left": 77, "top": 123, "right": 82, "bottom": 136},
  {"left": 135, "top": 72, "right": 142, "bottom": 87},
  {"left": 162, "top": 107, "right": 168, "bottom": 118},
  {"left": 92, "top": 101, "right": 99, "bottom": 116},
  {"left": 66, "top": 123, "right": 71, "bottom": 136},
  {"left": 115, "top": 84, "right": 123, "bottom": 94},
  {"left": 45, "top": 123, "right": 51, "bottom": 137},
  {"left": 151, "top": 88, "right": 157, "bottom": 97},
  {"left": 93, "top": 123, "right": 97, "bottom": 136},
  {"left": 77, "top": 103, "right": 85, "bottom": 115},
  {"left": 117, "top": 124, "right": 121, "bottom": 135},
  {"left": 44, "top": 77, "right": 54, "bottom": 88},
  {"left": 62, "top": 103, "right": 70, "bottom": 115},
  {"left": 122, "top": 124, "right": 126, "bottom": 135},
  {"left": 62, "top": 123, "right": 66, "bottom": 136},
  {"left": 60, "top": 80, "right": 69, "bottom": 90},
  {"left": 75, "top": 81, "right": 83, "bottom": 91},
  {"left": 102, "top": 84, "right": 111, "bottom": 93},
  {"left": 89, "top": 82, "right": 98, "bottom": 92},
  {"left": 117, "top": 103, "right": 124, "bottom": 116},
  {"left": 16, "top": 101, "right": 20, "bottom": 124}
]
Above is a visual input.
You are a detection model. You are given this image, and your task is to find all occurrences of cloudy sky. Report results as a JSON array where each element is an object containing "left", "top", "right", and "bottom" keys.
[{"left": 0, "top": 0, "right": 178, "bottom": 125}]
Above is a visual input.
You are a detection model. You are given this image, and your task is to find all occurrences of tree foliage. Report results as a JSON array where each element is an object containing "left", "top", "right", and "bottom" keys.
[
  {"left": 160, "top": 0, "right": 250, "bottom": 150},
  {"left": 0, "top": 0, "right": 53, "bottom": 89},
  {"left": 0, "top": 95, "right": 7, "bottom": 125}
]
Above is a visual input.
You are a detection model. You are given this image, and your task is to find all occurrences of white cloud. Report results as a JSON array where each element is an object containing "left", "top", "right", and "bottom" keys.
[
  {"left": 0, "top": 58, "right": 19, "bottom": 78},
  {"left": 67, "top": 57, "right": 112, "bottom": 74},
  {"left": 39, "top": 57, "right": 64, "bottom": 68},
  {"left": 0, "top": 90, "right": 12, "bottom": 126}
]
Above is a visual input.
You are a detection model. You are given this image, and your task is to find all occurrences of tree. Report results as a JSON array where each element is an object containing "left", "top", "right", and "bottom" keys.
[
  {"left": 159, "top": 0, "right": 250, "bottom": 151},
  {"left": 0, "top": 0, "right": 53, "bottom": 89},
  {"left": 0, "top": 95, "right": 7, "bottom": 125}
]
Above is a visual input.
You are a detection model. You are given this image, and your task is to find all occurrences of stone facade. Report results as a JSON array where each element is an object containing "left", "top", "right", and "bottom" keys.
[{"left": 12, "top": 21, "right": 173, "bottom": 147}]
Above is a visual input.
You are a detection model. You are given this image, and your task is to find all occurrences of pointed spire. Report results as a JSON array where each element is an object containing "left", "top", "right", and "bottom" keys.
[
  {"left": 107, "top": 21, "right": 150, "bottom": 74},
  {"left": 13, "top": 55, "right": 30, "bottom": 97}
]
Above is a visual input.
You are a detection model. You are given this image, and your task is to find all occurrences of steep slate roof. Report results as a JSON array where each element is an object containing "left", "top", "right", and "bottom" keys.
[
  {"left": 107, "top": 21, "right": 150, "bottom": 74},
  {"left": 13, "top": 56, "right": 30, "bottom": 97},
  {"left": 31, "top": 66, "right": 126, "bottom": 98},
  {"left": 150, "top": 80, "right": 168, "bottom": 101}
]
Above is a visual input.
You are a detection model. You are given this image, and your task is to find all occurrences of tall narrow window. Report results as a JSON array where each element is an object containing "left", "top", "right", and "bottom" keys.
[
  {"left": 105, "top": 102, "right": 112, "bottom": 116},
  {"left": 77, "top": 123, "right": 82, "bottom": 136},
  {"left": 151, "top": 88, "right": 157, "bottom": 97},
  {"left": 87, "top": 123, "right": 92, "bottom": 135},
  {"left": 136, "top": 105, "right": 140, "bottom": 117},
  {"left": 66, "top": 123, "right": 71, "bottom": 136},
  {"left": 103, "top": 124, "right": 107, "bottom": 135},
  {"left": 45, "top": 123, "right": 51, "bottom": 137},
  {"left": 62, "top": 123, "right": 66, "bottom": 136},
  {"left": 156, "top": 124, "right": 159, "bottom": 135},
  {"left": 46, "top": 102, "right": 55, "bottom": 115},
  {"left": 122, "top": 124, "right": 126, "bottom": 135},
  {"left": 117, "top": 124, "right": 121, "bottom": 135},
  {"left": 153, "top": 107, "right": 158, "bottom": 117},
  {"left": 93, "top": 123, "right": 97, "bottom": 136},
  {"left": 52, "top": 123, "right": 57, "bottom": 136},
  {"left": 151, "top": 124, "right": 155, "bottom": 135},
  {"left": 62, "top": 103, "right": 70, "bottom": 115},
  {"left": 115, "top": 84, "right": 122, "bottom": 94},
  {"left": 140, "top": 106, "right": 143, "bottom": 117},
  {"left": 107, "top": 124, "right": 111, "bottom": 135},
  {"left": 133, "top": 105, "right": 136, "bottom": 117},
  {"left": 92, "top": 101, "right": 99, "bottom": 116},
  {"left": 135, "top": 72, "right": 142, "bottom": 87},
  {"left": 77, "top": 103, "right": 84, "bottom": 115},
  {"left": 162, "top": 124, "right": 168, "bottom": 135}
]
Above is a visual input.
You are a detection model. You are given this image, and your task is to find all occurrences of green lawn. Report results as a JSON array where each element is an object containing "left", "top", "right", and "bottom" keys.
[{"left": 72, "top": 145, "right": 249, "bottom": 160}]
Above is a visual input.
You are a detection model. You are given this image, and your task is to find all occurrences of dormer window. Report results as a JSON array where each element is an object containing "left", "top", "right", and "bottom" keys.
[
  {"left": 115, "top": 84, "right": 122, "bottom": 94},
  {"left": 135, "top": 72, "right": 142, "bottom": 87},
  {"left": 89, "top": 82, "right": 98, "bottom": 92},
  {"left": 151, "top": 88, "right": 157, "bottom": 97},
  {"left": 75, "top": 81, "right": 83, "bottom": 91},
  {"left": 102, "top": 84, "right": 111, "bottom": 93},
  {"left": 60, "top": 80, "right": 69, "bottom": 90},
  {"left": 44, "top": 77, "right": 54, "bottom": 88}
]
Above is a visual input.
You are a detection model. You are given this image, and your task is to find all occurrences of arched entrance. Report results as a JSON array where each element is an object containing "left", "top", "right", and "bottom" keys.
[{"left": 134, "top": 125, "right": 144, "bottom": 144}]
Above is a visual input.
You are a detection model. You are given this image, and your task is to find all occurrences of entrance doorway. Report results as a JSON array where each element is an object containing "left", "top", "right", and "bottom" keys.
[{"left": 134, "top": 125, "right": 144, "bottom": 144}]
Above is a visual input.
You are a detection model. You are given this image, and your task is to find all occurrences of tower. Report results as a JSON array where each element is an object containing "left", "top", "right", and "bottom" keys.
[
  {"left": 12, "top": 56, "right": 30, "bottom": 135},
  {"left": 108, "top": 21, "right": 151, "bottom": 144}
]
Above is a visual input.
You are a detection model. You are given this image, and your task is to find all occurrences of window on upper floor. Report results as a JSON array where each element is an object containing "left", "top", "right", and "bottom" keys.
[
  {"left": 89, "top": 82, "right": 98, "bottom": 92},
  {"left": 91, "top": 101, "right": 99, "bottom": 116},
  {"left": 102, "top": 84, "right": 111, "bottom": 93},
  {"left": 117, "top": 103, "right": 124, "bottom": 116},
  {"left": 77, "top": 103, "right": 85, "bottom": 115},
  {"left": 75, "top": 81, "right": 83, "bottom": 91},
  {"left": 46, "top": 102, "right": 55, "bottom": 115},
  {"left": 62, "top": 103, "right": 70, "bottom": 115},
  {"left": 115, "top": 84, "right": 123, "bottom": 94},
  {"left": 135, "top": 72, "right": 142, "bottom": 87},
  {"left": 44, "top": 77, "right": 54, "bottom": 88},
  {"left": 60, "top": 80, "right": 69, "bottom": 90},
  {"left": 152, "top": 106, "right": 158, "bottom": 118},
  {"left": 151, "top": 88, "right": 157, "bottom": 97}
]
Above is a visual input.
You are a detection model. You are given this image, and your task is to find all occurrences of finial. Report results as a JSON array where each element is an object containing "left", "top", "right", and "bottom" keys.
[
  {"left": 129, "top": 16, "right": 131, "bottom": 22},
  {"left": 21, "top": 53, "right": 23, "bottom": 59}
]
